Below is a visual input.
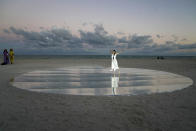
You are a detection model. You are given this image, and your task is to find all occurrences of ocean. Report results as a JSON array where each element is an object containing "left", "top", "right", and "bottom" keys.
[{"left": 0, "top": 55, "right": 196, "bottom": 61}]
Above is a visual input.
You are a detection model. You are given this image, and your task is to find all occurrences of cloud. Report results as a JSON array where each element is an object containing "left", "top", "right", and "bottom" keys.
[
  {"left": 156, "top": 34, "right": 161, "bottom": 39},
  {"left": 82, "top": 22, "right": 88, "bottom": 26},
  {"left": 177, "top": 43, "right": 196, "bottom": 49},
  {"left": 3, "top": 29, "right": 10, "bottom": 34},
  {"left": 94, "top": 24, "right": 108, "bottom": 35},
  {"left": 117, "top": 32, "right": 126, "bottom": 35},
  {"left": 8, "top": 26, "right": 82, "bottom": 49},
  {"left": 79, "top": 24, "right": 117, "bottom": 48},
  {"left": 3, "top": 25, "right": 196, "bottom": 55},
  {"left": 118, "top": 36, "right": 128, "bottom": 43},
  {"left": 156, "top": 34, "right": 165, "bottom": 39},
  {"left": 171, "top": 35, "right": 178, "bottom": 42},
  {"left": 181, "top": 38, "right": 187, "bottom": 42},
  {"left": 141, "top": 41, "right": 196, "bottom": 55},
  {"left": 39, "top": 26, "right": 45, "bottom": 30},
  {"left": 127, "top": 35, "right": 153, "bottom": 48}
]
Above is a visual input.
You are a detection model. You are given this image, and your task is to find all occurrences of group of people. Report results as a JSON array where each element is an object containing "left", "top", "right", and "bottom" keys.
[{"left": 1, "top": 49, "right": 14, "bottom": 65}]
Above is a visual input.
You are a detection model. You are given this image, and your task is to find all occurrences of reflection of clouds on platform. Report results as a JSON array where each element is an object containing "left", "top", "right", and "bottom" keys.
[{"left": 11, "top": 67, "right": 193, "bottom": 96}]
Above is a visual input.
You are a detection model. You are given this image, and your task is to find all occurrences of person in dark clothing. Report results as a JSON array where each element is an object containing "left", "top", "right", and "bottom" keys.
[{"left": 1, "top": 49, "right": 9, "bottom": 65}]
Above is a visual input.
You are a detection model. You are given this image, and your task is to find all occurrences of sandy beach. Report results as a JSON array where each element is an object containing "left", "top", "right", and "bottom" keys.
[{"left": 0, "top": 56, "right": 196, "bottom": 131}]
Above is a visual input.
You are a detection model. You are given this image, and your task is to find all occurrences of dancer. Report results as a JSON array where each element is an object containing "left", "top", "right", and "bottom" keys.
[
  {"left": 9, "top": 48, "right": 14, "bottom": 64},
  {"left": 110, "top": 50, "right": 120, "bottom": 74}
]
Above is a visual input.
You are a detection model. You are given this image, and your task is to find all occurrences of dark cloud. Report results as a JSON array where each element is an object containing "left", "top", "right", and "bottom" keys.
[
  {"left": 39, "top": 27, "right": 45, "bottom": 30},
  {"left": 94, "top": 24, "right": 108, "bottom": 35},
  {"left": 3, "top": 29, "right": 10, "bottom": 34},
  {"left": 127, "top": 35, "right": 153, "bottom": 48},
  {"left": 82, "top": 22, "right": 88, "bottom": 26},
  {"left": 3, "top": 25, "right": 196, "bottom": 55},
  {"left": 181, "top": 38, "right": 187, "bottom": 41},
  {"left": 156, "top": 34, "right": 161, "bottom": 39},
  {"left": 79, "top": 24, "right": 117, "bottom": 48},
  {"left": 118, "top": 36, "right": 128, "bottom": 43},
  {"left": 117, "top": 32, "right": 125, "bottom": 35},
  {"left": 141, "top": 41, "right": 196, "bottom": 55},
  {"left": 156, "top": 34, "right": 164, "bottom": 39},
  {"left": 8, "top": 26, "right": 82, "bottom": 48},
  {"left": 177, "top": 43, "right": 196, "bottom": 49}
]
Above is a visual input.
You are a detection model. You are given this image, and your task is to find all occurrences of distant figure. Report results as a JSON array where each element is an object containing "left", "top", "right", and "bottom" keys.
[
  {"left": 157, "top": 56, "right": 164, "bottom": 60},
  {"left": 110, "top": 50, "right": 120, "bottom": 73},
  {"left": 160, "top": 56, "right": 164, "bottom": 60},
  {"left": 1, "top": 49, "right": 9, "bottom": 65},
  {"left": 9, "top": 49, "right": 14, "bottom": 64}
]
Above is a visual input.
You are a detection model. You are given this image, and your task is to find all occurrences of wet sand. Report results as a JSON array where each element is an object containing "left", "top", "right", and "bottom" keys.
[{"left": 0, "top": 57, "right": 196, "bottom": 131}]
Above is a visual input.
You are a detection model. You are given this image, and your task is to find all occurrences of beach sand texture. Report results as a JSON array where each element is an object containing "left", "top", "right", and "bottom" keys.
[{"left": 0, "top": 56, "right": 196, "bottom": 131}]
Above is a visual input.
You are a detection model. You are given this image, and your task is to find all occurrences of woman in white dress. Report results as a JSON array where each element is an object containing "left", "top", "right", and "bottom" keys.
[{"left": 111, "top": 50, "right": 120, "bottom": 73}]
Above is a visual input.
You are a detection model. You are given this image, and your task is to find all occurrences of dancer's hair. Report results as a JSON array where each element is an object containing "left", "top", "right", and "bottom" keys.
[{"left": 113, "top": 50, "right": 116, "bottom": 54}]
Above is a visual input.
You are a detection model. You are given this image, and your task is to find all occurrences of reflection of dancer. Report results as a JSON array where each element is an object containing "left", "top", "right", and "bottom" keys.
[
  {"left": 110, "top": 50, "right": 120, "bottom": 74},
  {"left": 111, "top": 75, "right": 119, "bottom": 95}
]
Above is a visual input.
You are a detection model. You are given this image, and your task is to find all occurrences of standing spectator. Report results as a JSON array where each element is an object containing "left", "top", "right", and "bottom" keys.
[
  {"left": 1, "top": 49, "right": 9, "bottom": 65},
  {"left": 9, "top": 48, "right": 14, "bottom": 64}
]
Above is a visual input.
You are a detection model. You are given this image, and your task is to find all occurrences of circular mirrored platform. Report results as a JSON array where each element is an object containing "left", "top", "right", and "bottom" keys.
[{"left": 11, "top": 67, "right": 193, "bottom": 95}]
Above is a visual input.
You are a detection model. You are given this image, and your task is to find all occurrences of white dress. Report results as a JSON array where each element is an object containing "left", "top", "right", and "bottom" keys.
[{"left": 111, "top": 54, "right": 119, "bottom": 71}]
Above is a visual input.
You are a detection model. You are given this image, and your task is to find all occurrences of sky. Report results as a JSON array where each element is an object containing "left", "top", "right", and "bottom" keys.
[{"left": 0, "top": 0, "right": 196, "bottom": 55}]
